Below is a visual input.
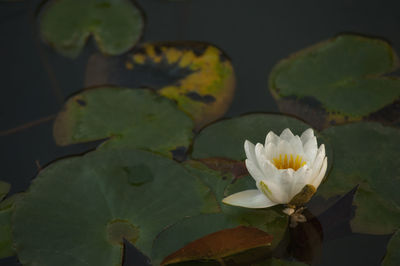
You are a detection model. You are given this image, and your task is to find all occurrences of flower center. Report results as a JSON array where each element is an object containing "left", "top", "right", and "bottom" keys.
[{"left": 272, "top": 154, "right": 306, "bottom": 171}]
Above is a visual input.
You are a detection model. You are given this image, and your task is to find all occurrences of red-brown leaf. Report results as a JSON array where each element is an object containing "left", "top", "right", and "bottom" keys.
[{"left": 161, "top": 226, "right": 273, "bottom": 265}]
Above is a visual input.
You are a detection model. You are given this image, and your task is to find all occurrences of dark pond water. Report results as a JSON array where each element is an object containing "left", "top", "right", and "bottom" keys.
[{"left": 1, "top": 0, "right": 400, "bottom": 265}]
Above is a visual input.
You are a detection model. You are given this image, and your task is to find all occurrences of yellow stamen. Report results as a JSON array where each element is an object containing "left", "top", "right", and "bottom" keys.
[{"left": 272, "top": 154, "right": 306, "bottom": 171}]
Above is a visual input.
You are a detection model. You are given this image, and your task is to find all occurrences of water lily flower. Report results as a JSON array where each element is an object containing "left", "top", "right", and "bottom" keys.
[{"left": 222, "top": 128, "right": 327, "bottom": 214}]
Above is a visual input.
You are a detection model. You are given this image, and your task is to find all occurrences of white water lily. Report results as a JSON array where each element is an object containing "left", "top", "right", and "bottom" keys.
[{"left": 222, "top": 128, "right": 327, "bottom": 213}]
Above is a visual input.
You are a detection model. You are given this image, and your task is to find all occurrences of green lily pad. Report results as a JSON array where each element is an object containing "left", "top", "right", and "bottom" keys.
[
  {"left": 223, "top": 176, "right": 289, "bottom": 248},
  {"left": 192, "top": 113, "right": 320, "bottom": 160},
  {"left": 12, "top": 148, "right": 217, "bottom": 265},
  {"left": 269, "top": 34, "right": 400, "bottom": 129},
  {"left": 184, "top": 160, "right": 233, "bottom": 205},
  {"left": 0, "top": 181, "right": 10, "bottom": 201},
  {"left": 53, "top": 87, "right": 194, "bottom": 157},
  {"left": 84, "top": 42, "right": 236, "bottom": 129},
  {"left": 382, "top": 230, "right": 400, "bottom": 266},
  {"left": 151, "top": 214, "right": 238, "bottom": 265},
  {"left": 0, "top": 207, "right": 14, "bottom": 259},
  {"left": 317, "top": 122, "right": 400, "bottom": 234},
  {"left": 151, "top": 162, "right": 288, "bottom": 265},
  {"left": 39, "top": 0, "right": 144, "bottom": 58},
  {"left": 0, "top": 193, "right": 22, "bottom": 259}
]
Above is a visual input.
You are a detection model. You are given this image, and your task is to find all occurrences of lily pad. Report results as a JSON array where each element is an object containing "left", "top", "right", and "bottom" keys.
[
  {"left": 0, "top": 193, "right": 22, "bottom": 259},
  {"left": 161, "top": 225, "right": 273, "bottom": 265},
  {"left": 317, "top": 122, "right": 400, "bottom": 234},
  {"left": 151, "top": 214, "right": 238, "bottom": 265},
  {"left": 151, "top": 162, "right": 288, "bottom": 265},
  {"left": 188, "top": 162, "right": 288, "bottom": 247},
  {"left": 39, "top": 0, "right": 144, "bottom": 58},
  {"left": 192, "top": 113, "right": 319, "bottom": 160},
  {"left": 269, "top": 34, "right": 400, "bottom": 129},
  {"left": 195, "top": 158, "right": 248, "bottom": 180},
  {"left": 53, "top": 87, "right": 194, "bottom": 157},
  {"left": 382, "top": 230, "right": 400, "bottom": 266},
  {"left": 85, "top": 42, "right": 236, "bottom": 128},
  {"left": 0, "top": 207, "right": 14, "bottom": 259},
  {"left": 12, "top": 148, "right": 217, "bottom": 265},
  {"left": 223, "top": 176, "right": 289, "bottom": 248}
]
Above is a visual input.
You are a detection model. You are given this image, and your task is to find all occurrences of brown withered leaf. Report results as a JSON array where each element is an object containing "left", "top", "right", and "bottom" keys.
[{"left": 161, "top": 226, "right": 273, "bottom": 265}]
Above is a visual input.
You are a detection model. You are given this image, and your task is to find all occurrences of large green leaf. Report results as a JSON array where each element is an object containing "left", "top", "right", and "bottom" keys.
[
  {"left": 152, "top": 214, "right": 238, "bottom": 265},
  {"left": 53, "top": 87, "right": 194, "bottom": 157},
  {"left": 269, "top": 34, "right": 400, "bottom": 128},
  {"left": 382, "top": 230, "right": 400, "bottom": 266},
  {"left": 317, "top": 122, "right": 400, "bottom": 234},
  {"left": 0, "top": 207, "right": 13, "bottom": 259},
  {"left": 151, "top": 162, "right": 288, "bottom": 265},
  {"left": 222, "top": 176, "right": 289, "bottom": 248},
  {"left": 39, "top": 0, "right": 144, "bottom": 58},
  {"left": 0, "top": 192, "right": 22, "bottom": 259},
  {"left": 192, "top": 113, "right": 323, "bottom": 160},
  {"left": 12, "top": 148, "right": 216, "bottom": 265},
  {"left": 85, "top": 42, "right": 236, "bottom": 129}
]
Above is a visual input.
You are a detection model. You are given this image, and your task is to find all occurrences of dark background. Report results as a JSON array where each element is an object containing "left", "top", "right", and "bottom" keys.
[{"left": 1, "top": 0, "right": 399, "bottom": 265}]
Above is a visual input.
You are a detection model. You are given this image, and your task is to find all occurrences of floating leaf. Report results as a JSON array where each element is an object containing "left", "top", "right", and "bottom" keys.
[
  {"left": 317, "top": 122, "right": 400, "bottom": 234},
  {"left": 269, "top": 34, "right": 400, "bottom": 129},
  {"left": 192, "top": 113, "right": 324, "bottom": 160},
  {"left": 161, "top": 226, "right": 273, "bottom": 265},
  {"left": 39, "top": 0, "right": 144, "bottom": 58},
  {"left": 151, "top": 162, "right": 288, "bottom": 265},
  {"left": 85, "top": 42, "right": 236, "bottom": 128},
  {"left": 151, "top": 214, "right": 237, "bottom": 265},
  {"left": 0, "top": 207, "right": 13, "bottom": 259},
  {"left": 183, "top": 160, "right": 232, "bottom": 208},
  {"left": 195, "top": 158, "right": 248, "bottom": 180},
  {"left": 13, "top": 148, "right": 216, "bottom": 265},
  {"left": 223, "top": 176, "right": 289, "bottom": 250},
  {"left": 0, "top": 193, "right": 22, "bottom": 259},
  {"left": 53, "top": 87, "right": 194, "bottom": 157},
  {"left": 382, "top": 230, "right": 400, "bottom": 266}
]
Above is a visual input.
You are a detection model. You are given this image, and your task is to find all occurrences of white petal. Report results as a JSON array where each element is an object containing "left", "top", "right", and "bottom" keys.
[
  {"left": 309, "top": 145, "right": 325, "bottom": 180},
  {"left": 257, "top": 180, "right": 285, "bottom": 203},
  {"left": 290, "top": 166, "right": 310, "bottom": 196},
  {"left": 273, "top": 170, "right": 294, "bottom": 203},
  {"left": 222, "top": 190, "right": 278, "bottom": 208},
  {"left": 255, "top": 143, "right": 267, "bottom": 168},
  {"left": 244, "top": 140, "right": 257, "bottom": 163},
  {"left": 300, "top": 128, "right": 314, "bottom": 145},
  {"left": 260, "top": 160, "right": 279, "bottom": 182},
  {"left": 289, "top": 135, "right": 304, "bottom": 155},
  {"left": 245, "top": 159, "right": 264, "bottom": 182},
  {"left": 311, "top": 157, "right": 328, "bottom": 188},
  {"left": 265, "top": 142, "right": 277, "bottom": 160},
  {"left": 303, "top": 136, "right": 318, "bottom": 162},
  {"left": 277, "top": 139, "right": 293, "bottom": 156},
  {"left": 265, "top": 131, "right": 280, "bottom": 146},
  {"left": 280, "top": 128, "right": 295, "bottom": 142}
]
